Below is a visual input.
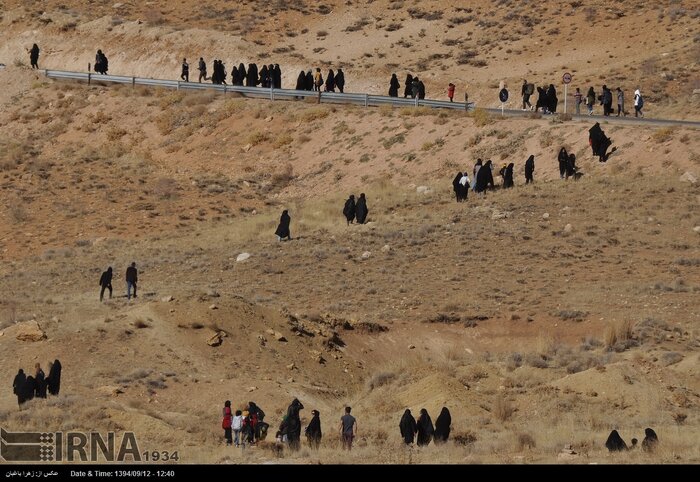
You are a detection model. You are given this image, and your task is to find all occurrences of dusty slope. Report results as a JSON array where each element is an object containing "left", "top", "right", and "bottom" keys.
[
  {"left": 1, "top": 1, "right": 699, "bottom": 118},
  {"left": 1, "top": 66, "right": 698, "bottom": 260},
  {"left": 0, "top": 1, "right": 699, "bottom": 465}
]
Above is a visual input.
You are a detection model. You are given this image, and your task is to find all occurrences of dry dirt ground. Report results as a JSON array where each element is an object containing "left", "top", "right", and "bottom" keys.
[
  {"left": 0, "top": 1, "right": 699, "bottom": 465},
  {"left": 1, "top": 0, "right": 699, "bottom": 117}
]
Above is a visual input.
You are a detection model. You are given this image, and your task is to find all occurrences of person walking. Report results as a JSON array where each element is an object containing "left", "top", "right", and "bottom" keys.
[
  {"left": 416, "top": 408, "right": 434, "bottom": 446},
  {"left": 47, "top": 359, "right": 62, "bottom": 396},
  {"left": 232, "top": 410, "right": 243, "bottom": 447},
  {"left": 634, "top": 89, "right": 644, "bottom": 117},
  {"left": 305, "top": 410, "right": 322, "bottom": 449},
  {"left": 125, "top": 262, "right": 138, "bottom": 300},
  {"left": 314, "top": 68, "right": 323, "bottom": 92},
  {"left": 522, "top": 80, "right": 533, "bottom": 110},
  {"left": 198, "top": 57, "right": 207, "bottom": 83},
  {"left": 389, "top": 74, "right": 400, "bottom": 97},
  {"left": 13, "top": 369, "right": 26, "bottom": 408},
  {"left": 99, "top": 266, "right": 113, "bottom": 302},
  {"left": 525, "top": 155, "right": 535, "bottom": 184},
  {"left": 574, "top": 87, "right": 583, "bottom": 115},
  {"left": 222, "top": 401, "right": 233, "bottom": 446},
  {"left": 399, "top": 409, "right": 417, "bottom": 445},
  {"left": 339, "top": 406, "right": 357, "bottom": 450},
  {"left": 335, "top": 68, "right": 345, "bottom": 93},
  {"left": 180, "top": 58, "right": 189, "bottom": 82},
  {"left": 29, "top": 44, "right": 40, "bottom": 69},
  {"left": 275, "top": 210, "right": 292, "bottom": 241},
  {"left": 586, "top": 87, "right": 595, "bottom": 115},
  {"left": 616, "top": 87, "right": 625, "bottom": 116},
  {"left": 447, "top": 83, "right": 455, "bottom": 102},
  {"left": 34, "top": 363, "right": 47, "bottom": 398},
  {"left": 343, "top": 195, "right": 356, "bottom": 225},
  {"left": 355, "top": 193, "right": 368, "bottom": 224}
]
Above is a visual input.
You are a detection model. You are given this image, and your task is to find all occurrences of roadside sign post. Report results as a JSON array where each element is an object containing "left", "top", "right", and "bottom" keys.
[
  {"left": 499, "top": 88, "right": 509, "bottom": 117},
  {"left": 562, "top": 72, "right": 572, "bottom": 114}
]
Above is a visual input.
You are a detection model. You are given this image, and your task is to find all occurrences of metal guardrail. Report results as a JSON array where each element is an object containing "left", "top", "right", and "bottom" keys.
[
  {"left": 44, "top": 69, "right": 476, "bottom": 111},
  {"left": 43, "top": 70, "right": 700, "bottom": 127}
]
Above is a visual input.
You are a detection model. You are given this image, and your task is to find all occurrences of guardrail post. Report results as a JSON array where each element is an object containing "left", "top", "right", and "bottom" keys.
[
  {"left": 414, "top": 96, "right": 418, "bottom": 108},
  {"left": 364, "top": 94, "right": 368, "bottom": 108},
  {"left": 133, "top": 76, "right": 136, "bottom": 88},
  {"left": 223, "top": 84, "right": 227, "bottom": 95},
  {"left": 270, "top": 86, "right": 274, "bottom": 101},
  {"left": 88, "top": 72, "right": 91, "bottom": 86},
  {"left": 317, "top": 90, "right": 321, "bottom": 104},
  {"left": 176, "top": 81, "right": 180, "bottom": 91}
]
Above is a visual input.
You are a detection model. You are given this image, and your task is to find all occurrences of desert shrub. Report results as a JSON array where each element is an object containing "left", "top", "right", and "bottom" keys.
[
  {"left": 247, "top": 131, "right": 270, "bottom": 146},
  {"left": 652, "top": 127, "right": 674, "bottom": 143},
  {"left": 493, "top": 395, "right": 514, "bottom": 422},
  {"left": 367, "top": 371, "right": 396, "bottom": 390},
  {"left": 471, "top": 108, "right": 493, "bottom": 127}
]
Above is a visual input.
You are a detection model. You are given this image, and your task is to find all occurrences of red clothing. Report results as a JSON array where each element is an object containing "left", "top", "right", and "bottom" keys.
[
  {"left": 448, "top": 84, "right": 455, "bottom": 99},
  {"left": 222, "top": 407, "right": 232, "bottom": 429}
]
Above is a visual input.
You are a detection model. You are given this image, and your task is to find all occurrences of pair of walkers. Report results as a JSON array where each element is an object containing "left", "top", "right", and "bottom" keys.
[{"left": 98, "top": 262, "right": 138, "bottom": 301}]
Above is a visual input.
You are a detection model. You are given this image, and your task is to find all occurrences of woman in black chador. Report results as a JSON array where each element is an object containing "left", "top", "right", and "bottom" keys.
[
  {"left": 13, "top": 369, "right": 26, "bottom": 407},
  {"left": 547, "top": 84, "right": 558, "bottom": 113},
  {"left": 452, "top": 171, "right": 463, "bottom": 202},
  {"left": 399, "top": 409, "right": 417, "bottom": 445},
  {"left": 259, "top": 65, "right": 270, "bottom": 88},
  {"left": 275, "top": 210, "right": 291, "bottom": 241},
  {"left": 557, "top": 147, "right": 568, "bottom": 179},
  {"left": 355, "top": 193, "right": 368, "bottom": 224},
  {"left": 475, "top": 160, "right": 495, "bottom": 194},
  {"left": 389, "top": 74, "right": 400, "bottom": 97},
  {"left": 325, "top": 69, "right": 335, "bottom": 92},
  {"left": 335, "top": 69, "right": 345, "bottom": 93},
  {"left": 404, "top": 74, "right": 414, "bottom": 98},
  {"left": 503, "top": 163, "right": 514, "bottom": 188},
  {"left": 305, "top": 410, "right": 322, "bottom": 449},
  {"left": 47, "top": 359, "right": 62, "bottom": 395},
  {"left": 525, "top": 155, "right": 535, "bottom": 184},
  {"left": 605, "top": 429, "right": 628, "bottom": 452},
  {"left": 589, "top": 122, "right": 615, "bottom": 162},
  {"left": 285, "top": 398, "right": 304, "bottom": 450},
  {"left": 237, "top": 63, "right": 246, "bottom": 86},
  {"left": 433, "top": 407, "right": 452, "bottom": 444},
  {"left": 295, "top": 71, "right": 306, "bottom": 90},
  {"left": 416, "top": 408, "right": 434, "bottom": 446},
  {"left": 343, "top": 195, "right": 356, "bottom": 225}
]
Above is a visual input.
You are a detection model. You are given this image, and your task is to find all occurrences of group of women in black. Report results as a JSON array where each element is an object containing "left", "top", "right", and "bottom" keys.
[
  {"left": 535, "top": 84, "right": 559, "bottom": 113},
  {"left": 452, "top": 156, "right": 533, "bottom": 201},
  {"left": 343, "top": 193, "right": 369, "bottom": 225},
  {"left": 388, "top": 74, "right": 425, "bottom": 99},
  {"left": 208, "top": 61, "right": 283, "bottom": 88},
  {"left": 12, "top": 360, "right": 62, "bottom": 407},
  {"left": 400, "top": 407, "right": 451, "bottom": 446},
  {"left": 295, "top": 68, "right": 346, "bottom": 93}
]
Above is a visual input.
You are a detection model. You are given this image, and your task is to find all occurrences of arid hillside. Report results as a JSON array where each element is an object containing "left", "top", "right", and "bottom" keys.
[
  {"left": 1, "top": 0, "right": 699, "bottom": 117},
  {"left": 0, "top": 0, "right": 699, "bottom": 465}
]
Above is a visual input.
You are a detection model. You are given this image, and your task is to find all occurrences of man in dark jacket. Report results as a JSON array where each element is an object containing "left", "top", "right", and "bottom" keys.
[
  {"left": 126, "top": 262, "right": 137, "bottom": 300},
  {"left": 180, "top": 58, "right": 189, "bottom": 82},
  {"left": 99, "top": 266, "right": 113, "bottom": 302},
  {"left": 198, "top": 57, "right": 207, "bottom": 83}
]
